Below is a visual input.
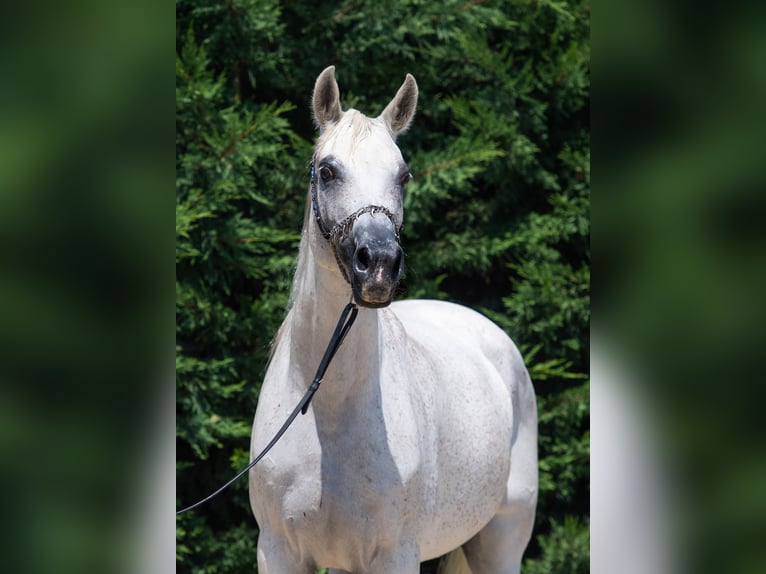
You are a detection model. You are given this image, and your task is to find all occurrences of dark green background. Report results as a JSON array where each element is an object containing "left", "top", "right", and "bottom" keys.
[
  {"left": 2, "top": 0, "right": 764, "bottom": 572},
  {"left": 175, "top": 1, "right": 589, "bottom": 572}
]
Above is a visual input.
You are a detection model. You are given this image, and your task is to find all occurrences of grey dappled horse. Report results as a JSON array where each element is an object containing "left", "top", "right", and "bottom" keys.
[{"left": 249, "top": 66, "right": 538, "bottom": 574}]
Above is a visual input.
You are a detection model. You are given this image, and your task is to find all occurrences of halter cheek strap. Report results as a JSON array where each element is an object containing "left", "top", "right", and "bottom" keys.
[{"left": 310, "top": 157, "right": 402, "bottom": 284}]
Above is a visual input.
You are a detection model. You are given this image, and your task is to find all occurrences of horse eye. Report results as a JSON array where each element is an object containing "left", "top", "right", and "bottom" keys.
[
  {"left": 400, "top": 172, "right": 412, "bottom": 186},
  {"left": 319, "top": 166, "right": 334, "bottom": 181}
]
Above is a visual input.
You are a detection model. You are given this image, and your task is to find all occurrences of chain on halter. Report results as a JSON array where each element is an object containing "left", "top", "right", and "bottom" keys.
[{"left": 310, "top": 156, "right": 402, "bottom": 284}]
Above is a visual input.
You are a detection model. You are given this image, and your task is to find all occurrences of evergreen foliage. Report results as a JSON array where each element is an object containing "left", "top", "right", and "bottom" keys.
[{"left": 176, "top": 0, "right": 589, "bottom": 571}]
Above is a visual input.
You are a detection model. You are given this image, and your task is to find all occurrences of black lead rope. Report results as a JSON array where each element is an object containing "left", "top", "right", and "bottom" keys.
[{"left": 176, "top": 301, "right": 359, "bottom": 516}]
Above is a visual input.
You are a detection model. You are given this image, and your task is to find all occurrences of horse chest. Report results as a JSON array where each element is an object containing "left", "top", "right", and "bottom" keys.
[
  {"left": 270, "top": 424, "right": 423, "bottom": 568},
  {"left": 287, "top": 418, "right": 422, "bottom": 520}
]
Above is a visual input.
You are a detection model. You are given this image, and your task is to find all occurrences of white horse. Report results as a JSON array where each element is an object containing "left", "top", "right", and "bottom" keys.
[{"left": 249, "top": 66, "right": 538, "bottom": 574}]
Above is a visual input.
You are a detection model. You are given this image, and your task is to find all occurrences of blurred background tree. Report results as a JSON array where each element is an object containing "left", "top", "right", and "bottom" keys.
[{"left": 176, "top": 0, "right": 589, "bottom": 571}]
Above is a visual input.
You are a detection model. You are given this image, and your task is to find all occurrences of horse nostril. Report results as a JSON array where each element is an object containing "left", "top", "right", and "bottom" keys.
[
  {"left": 391, "top": 249, "right": 403, "bottom": 280},
  {"left": 355, "top": 246, "right": 371, "bottom": 273}
]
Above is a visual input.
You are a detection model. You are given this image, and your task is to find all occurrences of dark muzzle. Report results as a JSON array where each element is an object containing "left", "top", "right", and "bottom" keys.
[{"left": 337, "top": 212, "right": 403, "bottom": 308}]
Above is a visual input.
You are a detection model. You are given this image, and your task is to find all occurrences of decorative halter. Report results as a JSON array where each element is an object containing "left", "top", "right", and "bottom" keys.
[{"left": 310, "top": 156, "right": 402, "bottom": 284}]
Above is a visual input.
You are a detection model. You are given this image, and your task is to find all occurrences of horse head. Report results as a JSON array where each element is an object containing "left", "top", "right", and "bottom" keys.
[{"left": 310, "top": 65, "right": 418, "bottom": 308}]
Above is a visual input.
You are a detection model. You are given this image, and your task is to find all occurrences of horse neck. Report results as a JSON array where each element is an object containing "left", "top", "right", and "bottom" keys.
[{"left": 286, "top": 220, "right": 381, "bottom": 413}]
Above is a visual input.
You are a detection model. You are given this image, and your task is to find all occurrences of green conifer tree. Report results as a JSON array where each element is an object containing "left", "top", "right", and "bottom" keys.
[{"left": 177, "top": 1, "right": 589, "bottom": 571}]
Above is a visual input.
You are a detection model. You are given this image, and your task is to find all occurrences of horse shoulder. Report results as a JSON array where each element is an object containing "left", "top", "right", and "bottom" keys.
[{"left": 249, "top": 328, "right": 324, "bottom": 521}]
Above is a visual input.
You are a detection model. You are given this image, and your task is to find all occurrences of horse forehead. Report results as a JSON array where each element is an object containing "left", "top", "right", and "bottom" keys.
[{"left": 319, "top": 112, "right": 402, "bottom": 170}]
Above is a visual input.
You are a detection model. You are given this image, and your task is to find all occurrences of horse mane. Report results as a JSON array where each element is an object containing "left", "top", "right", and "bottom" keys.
[
  {"left": 267, "top": 198, "right": 311, "bottom": 360},
  {"left": 288, "top": 197, "right": 314, "bottom": 310}
]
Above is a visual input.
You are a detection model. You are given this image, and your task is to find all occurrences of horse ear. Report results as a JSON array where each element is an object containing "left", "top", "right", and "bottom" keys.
[
  {"left": 312, "top": 65, "right": 343, "bottom": 131},
  {"left": 379, "top": 73, "right": 418, "bottom": 137}
]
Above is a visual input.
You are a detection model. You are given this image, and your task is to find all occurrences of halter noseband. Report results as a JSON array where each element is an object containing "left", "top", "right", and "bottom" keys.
[{"left": 310, "top": 156, "right": 402, "bottom": 284}]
